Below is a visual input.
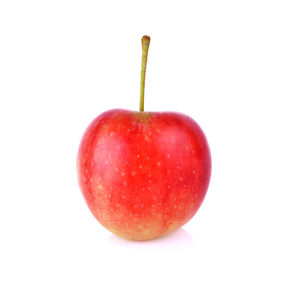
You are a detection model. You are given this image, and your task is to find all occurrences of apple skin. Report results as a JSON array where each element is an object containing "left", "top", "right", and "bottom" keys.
[{"left": 77, "top": 109, "right": 211, "bottom": 240}]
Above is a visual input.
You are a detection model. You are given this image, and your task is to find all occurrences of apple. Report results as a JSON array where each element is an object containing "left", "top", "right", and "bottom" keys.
[{"left": 77, "top": 36, "right": 211, "bottom": 240}]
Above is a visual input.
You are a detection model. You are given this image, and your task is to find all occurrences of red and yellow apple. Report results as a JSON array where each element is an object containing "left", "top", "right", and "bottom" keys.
[{"left": 77, "top": 36, "right": 211, "bottom": 240}]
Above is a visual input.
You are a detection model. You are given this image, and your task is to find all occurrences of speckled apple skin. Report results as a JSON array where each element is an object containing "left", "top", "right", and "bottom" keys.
[{"left": 77, "top": 109, "right": 211, "bottom": 240}]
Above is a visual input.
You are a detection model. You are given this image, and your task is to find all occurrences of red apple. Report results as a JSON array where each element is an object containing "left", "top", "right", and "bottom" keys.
[{"left": 77, "top": 36, "right": 211, "bottom": 240}]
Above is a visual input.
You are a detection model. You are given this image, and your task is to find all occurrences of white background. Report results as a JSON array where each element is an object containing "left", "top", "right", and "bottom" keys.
[{"left": 0, "top": 0, "right": 300, "bottom": 284}]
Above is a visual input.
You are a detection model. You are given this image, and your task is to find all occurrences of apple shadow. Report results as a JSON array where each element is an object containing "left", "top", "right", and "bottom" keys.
[{"left": 107, "top": 227, "right": 195, "bottom": 248}]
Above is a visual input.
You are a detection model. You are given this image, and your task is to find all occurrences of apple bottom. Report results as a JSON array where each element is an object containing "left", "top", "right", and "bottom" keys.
[{"left": 84, "top": 182, "right": 206, "bottom": 241}]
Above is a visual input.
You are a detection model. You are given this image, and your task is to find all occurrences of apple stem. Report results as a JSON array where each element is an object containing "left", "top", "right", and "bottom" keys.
[{"left": 140, "top": 35, "right": 150, "bottom": 112}]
